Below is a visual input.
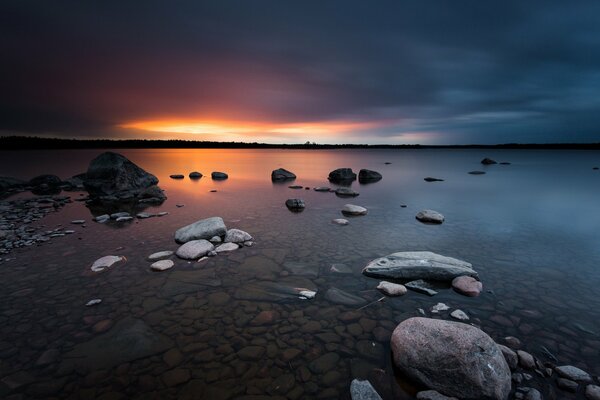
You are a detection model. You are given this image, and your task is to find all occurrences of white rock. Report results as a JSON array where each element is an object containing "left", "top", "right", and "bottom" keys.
[
  {"left": 299, "top": 290, "right": 317, "bottom": 299},
  {"left": 209, "top": 236, "right": 222, "bottom": 243},
  {"left": 416, "top": 209, "right": 444, "bottom": 224},
  {"left": 244, "top": 241, "right": 254, "bottom": 247},
  {"left": 332, "top": 218, "right": 349, "bottom": 225},
  {"left": 341, "top": 204, "right": 368, "bottom": 216},
  {"left": 94, "top": 214, "right": 110, "bottom": 222},
  {"left": 450, "top": 309, "right": 469, "bottom": 321},
  {"left": 215, "top": 242, "right": 239, "bottom": 253},
  {"left": 377, "top": 281, "right": 407, "bottom": 296},
  {"left": 151, "top": 259, "right": 174, "bottom": 271},
  {"left": 91, "top": 255, "right": 125, "bottom": 272},
  {"left": 175, "top": 216, "right": 227, "bottom": 243},
  {"left": 71, "top": 220, "right": 85, "bottom": 224},
  {"left": 148, "top": 251, "right": 173, "bottom": 261},
  {"left": 175, "top": 239, "right": 214, "bottom": 260},
  {"left": 85, "top": 299, "right": 102, "bottom": 306},
  {"left": 116, "top": 216, "right": 133, "bottom": 222},
  {"left": 431, "top": 302, "right": 450, "bottom": 313},
  {"left": 224, "top": 228, "right": 253, "bottom": 243}
]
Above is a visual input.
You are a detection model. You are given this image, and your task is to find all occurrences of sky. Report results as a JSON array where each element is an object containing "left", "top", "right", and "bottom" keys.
[{"left": 2, "top": 1, "right": 600, "bottom": 145}]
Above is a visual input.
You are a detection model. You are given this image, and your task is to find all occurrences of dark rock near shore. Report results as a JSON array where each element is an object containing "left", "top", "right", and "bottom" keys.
[
  {"left": 469, "top": 171, "right": 486, "bottom": 175},
  {"left": 328, "top": 168, "right": 357, "bottom": 183},
  {"left": 170, "top": 174, "right": 184, "bottom": 179},
  {"left": 271, "top": 168, "right": 296, "bottom": 181},
  {"left": 285, "top": 199, "right": 305, "bottom": 211},
  {"left": 358, "top": 169, "right": 382, "bottom": 183},
  {"left": 335, "top": 187, "right": 359, "bottom": 197},
  {"left": 391, "top": 317, "right": 511, "bottom": 400},
  {"left": 30, "top": 174, "right": 62, "bottom": 187},
  {"left": 481, "top": 157, "right": 498, "bottom": 165},
  {"left": 211, "top": 171, "right": 228, "bottom": 180},
  {"left": 189, "top": 171, "right": 203, "bottom": 179},
  {"left": 424, "top": 177, "right": 444, "bottom": 182},
  {"left": 0, "top": 176, "right": 26, "bottom": 194}
]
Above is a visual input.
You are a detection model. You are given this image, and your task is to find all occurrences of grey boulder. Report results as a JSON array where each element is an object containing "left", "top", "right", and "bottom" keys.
[
  {"left": 342, "top": 204, "right": 367, "bottom": 216},
  {"left": 358, "top": 169, "right": 382, "bottom": 183},
  {"left": 174, "top": 216, "right": 227, "bottom": 243},
  {"left": 391, "top": 317, "right": 511, "bottom": 400},
  {"left": 416, "top": 209, "right": 444, "bottom": 224},
  {"left": 362, "top": 251, "right": 477, "bottom": 281},
  {"left": 224, "top": 228, "right": 252, "bottom": 243},
  {"left": 285, "top": 198, "right": 305, "bottom": 211},
  {"left": 271, "top": 168, "right": 296, "bottom": 181},
  {"left": 328, "top": 168, "right": 357, "bottom": 183},
  {"left": 175, "top": 240, "right": 215, "bottom": 260}
]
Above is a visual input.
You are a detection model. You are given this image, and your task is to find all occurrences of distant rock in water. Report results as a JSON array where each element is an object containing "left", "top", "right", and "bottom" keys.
[
  {"left": 391, "top": 317, "right": 511, "bottom": 400},
  {"left": 83, "top": 152, "right": 164, "bottom": 203},
  {"left": 271, "top": 168, "right": 296, "bottom": 181},
  {"left": 342, "top": 204, "right": 367, "bottom": 216},
  {"left": 358, "top": 169, "right": 382, "bottom": 183},
  {"left": 500, "top": 162, "right": 511, "bottom": 165},
  {"left": 288, "top": 185, "right": 303, "bottom": 189},
  {"left": 335, "top": 187, "right": 359, "bottom": 197},
  {"left": 211, "top": 171, "right": 228, "bottom": 180},
  {"left": 285, "top": 199, "right": 305, "bottom": 211},
  {"left": 481, "top": 157, "right": 498, "bottom": 165},
  {"left": 593, "top": 167, "right": 599, "bottom": 170},
  {"left": 189, "top": 171, "right": 202, "bottom": 179},
  {"left": 424, "top": 177, "right": 444, "bottom": 182},
  {"left": 328, "top": 168, "right": 357, "bottom": 183},
  {"left": 169, "top": 174, "right": 184, "bottom": 179},
  {"left": 314, "top": 186, "right": 331, "bottom": 192},
  {"left": 468, "top": 171, "right": 486, "bottom": 175},
  {"left": 416, "top": 209, "right": 444, "bottom": 224}
]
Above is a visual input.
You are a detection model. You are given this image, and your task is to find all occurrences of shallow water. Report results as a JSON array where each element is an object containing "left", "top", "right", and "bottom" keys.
[{"left": 1, "top": 148, "right": 599, "bottom": 399}]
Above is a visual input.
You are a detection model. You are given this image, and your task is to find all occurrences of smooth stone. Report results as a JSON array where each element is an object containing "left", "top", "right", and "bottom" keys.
[
  {"left": 586, "top": 385, "right": 600, "bottom": 400},
  {"left": 157, "top": 211, "right": 169, "bottom": 216},
  {"left": 283, "top": 261, "right": 319, "bottom": 278},
  {"left": 498, "top": 345, "right": 518, "bottom": 370},
  {"left": 452, "top": 276, "right": 483, "bottom": 297},
  {"left": 342, "top": 204, "right": 367, "bottom": 216},
  {"left": 36, "top": 349, "right": 60, "bottom": 366},
  {"left": 288, "top": 185, "right": 303, "bottom": 189},
  {"left": 94, "top": 214, "right": 110, "bottom": 222},
  {"left": 285, "top": 198, "right": 305, "bottom": 211},
  {"left": 416, "top": 209, "right": 445, "bottom": 224},
  {"left": 517, "top": 350, "right": 536, "bottom": 369},
  {"left": 215, "top": 242, "right": 239, "bottom": 253},
  {"left": 209, "top": 236, "right": 222, "bottom": 243},
  {"left": 469, "top": 171, "right": 486, "bottom": 175},
  {"left": 211, "top": 171, "right": 228, "bottom": 180},
  {"left": 524, "top": 388, "right": 542, "bottom": 400},
  {"left": 314, "top": 186, "right": 331, "bottom": 192},
  {"left": 309, "top": 352, "right": 340, "bottom": 374},
  {"left": 450, "top": 309, "right": 469, "bottom": 321},
  {"left": 271, "top": 168, "right": 296, "bottom": 181},
  {"left": 557, "top": 378, "right": 578, "bottom": 392},
  {"left": 189, "top": 171, "right": 202, "bottom": 179},
  {"left": 116, "top": 216, "right": 133, "bottom": 222},
  {"left": 162, "top": 368, "right": 190, "bottom": 387},
  {"left": 358, "top": 169, "right": 382, "bottom": 183},
  {"left": 233, "top": 276, "right": 317, "bottom": 302},
  {"left": 136, "top": 212, "right": 154, "bottom": 219},
  {"left": 170, "top": 174, "right": 185, "bottom": 179},
  {"left": 238, "top": 346, "right": 265, "bottom": 361},
  {"left": 391, "top": 317, "right": 511, "bottom": 400},
  {"left": 175, "top": 240, "right": 215, "bottom": 260},
  {"left": 330, "top": 263, "right": 353, "bottom": 274},
  {"left": 91, "top": 255, "right": 125, "bottom": 273},
  {"left": 335, "top": 187, "right": 360, "bottom": 197},
  {"left": 328, "top": 168, "right": 357, "bottom": 183},
  {"left": 431, "top": 303, "right": 450, "bottom": 313},
  {"left": 224, "top": 228, "right": 252, "bottom": 243},
  {"left": 151, "top": 259, "right": 174, "bottom": 271},
  {"left": 325, "top": 287, "right": 367, "bottom": 306},
  {"left": 71, "top": 219, "right": 85, "bottom": 224},
  {"left": 110, "top": 212, "right": 131, "bottom": 219},
  {"left": 481, "top": 157, "right": 498, "bottom": 165},
  {"left": 424, "top": 177, "right": 444, "bottom": 182},
  {"left": 555, "top": 365, "right": 592, "bottom": 382},
  {"left": 417, "top": 390, "right": 458, "bottom": 400},
  {"left": 377, "top": 281, "right": 407, "bottom": 296},
  {"left": 175, "top": 216, "right": 227, "bottom": 243},
  {"left": 363, "top": 251, "right": 476, "bottom": 281},
  {"left": 350, "top": 379, "right": 383, "bottom": 400},
  {"left": 332, "top": 218, "right": 349, "bottom": 225},
  {"left": 86, "top": 299, "right": 102, "bottom": 307},
  {"left": 148, "top": 251, "right": 173, "bottom": 261},
  {"left": 405, "top": 279, "right": 438, "bottom": 296}
]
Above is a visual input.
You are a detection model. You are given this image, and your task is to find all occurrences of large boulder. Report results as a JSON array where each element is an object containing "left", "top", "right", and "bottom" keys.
[
  {"left": 175, "top": 217, "right": 227, "bottom": 243},
  {"left": 362, "top": 251, "right": 477, "bottom": 281},
  {"left": 391, "top": 317, "right": 511, "bottom": 400},
  {"left": 83, "top": 152, "right": 160, "bottom": 200},
  {"left": 358, "top": 169, "right": 382, "bottom": 183},
  {"left": 271, "top": 168, "right": 296, "bottom": 181},
  {"left": 328, "top": 168, "right": 357, "bottom": 183}
]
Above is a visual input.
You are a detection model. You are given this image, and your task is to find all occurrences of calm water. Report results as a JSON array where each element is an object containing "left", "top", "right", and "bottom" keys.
[{"left": 1, "top": 149, "right": 599, "bottom": 399}]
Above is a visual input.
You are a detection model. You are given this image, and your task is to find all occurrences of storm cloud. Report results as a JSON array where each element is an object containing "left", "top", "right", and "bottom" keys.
[{"left": 1, "top": 0, "right": 600, "bottom": 143}]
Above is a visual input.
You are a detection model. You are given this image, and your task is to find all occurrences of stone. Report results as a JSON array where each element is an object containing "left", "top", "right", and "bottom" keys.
[
  {"left": 325, "top": 287, "right": 367, "bottom": 306},
  {"left": 391, "top": 317, "right": 511, "bottom": 400},
  {"left": 332, "top": 218, "right": 349, "bottom": 225},
  {"left": 110, "top": 212, "right": 131, "bottom": 219},
  {"left": 175, "top": 240, "right": 215, "bottom": 260},
  {"left": 555, "top": 365, "right": 592, "bottom": 382},
  {"left": 309, "top": 352, "right": 340, "bottom": 374},
  {"left": 586, "top": 385, "right": 600, "bottom": 400},
  {"left": 170, "top": 174, "right": 185, "bottom": 179},
  {"left": 424, "top": 177, "right": 444, "bottom": 182},
  {"left": 238, "top": 346, "right": 265, "bottom": 361},
  {"left": 342, "top": 204, "right": 368, "bottom": 216},
  {"left": 469, "top": 171, "right": 486, "bottom": 175},
  {"left": 328, "top": 168, "right": 357, "bottom": 183},
  {"left": 314, "top": 186, "right": 331, "bottom": 192},
  {"left": 215, "top": 242, "right": 239, "bottom": 253},
  {"left": 233, "top": 276, "right": 317, "bottom": 302},
  {"left": 406, "top": 279, "right": 438, "bottom": 296},
  {"left": 175, "top": 216, "right": 227, "bottom": 243},
  {"left": 289, "top": 185, "right": 303, "bottom": 189},
  {"left": 417, "top": 391, "right": 458, "bottom": 400},
  {"left": 350, "top": 379, "right": 383, "bottom": 400},
  {"left": 524, "top": 388, "right": 542, "bottom": 400},
  {"left": 86, "top": 299, "right": 102, "bottom": 306},
  {"left": 335, "top": 187, "right": 360, "bottom": 197},
  {"left": 358, "top": 169, "right": 382, "bottom": 183},
  {"left": 36, "top": 349, "right": 60, "bottom": 366},
  {"left": 416, "top": 209, "right": 445, "bottom": 224},
  {"left": 211, "top": 171, "right": 228, "bottom": 180},
  {"left": 91, "top": 255, "right": 125, "bottom": 273},
  {"left": 30, "top": 174, "right": 62, "bottom": 187},
  {"left": 271, "top": 168, "right": 296, "bottom": 181},
  {"left": 189, "top": 171, "right": 203, "bottom": 179},
  {"left": 431, "top": 303, "right": 449, "bottom": 313},
  {"left": 285, "top": 198, "right": 305, "bottom": 211},
  {"left": 450, "top": 309, "right": 469, "bottom": 321},
  {"left": 452, "top": 276, "right": 483, "bottom": 297},
  {"left": 136, "top": 212, "right": 154, "bottom": 219},
  {"left": 83, "top": 152, "right": 162, "bottom": 200},
  {"left": 94, "top": 214, "right": 110, "bottom": 223},
  {"left": 267, "top": 373, "right": 296, "bottom": 395},
  {"left": 497, "top": 345, "right": 518, "bottom": 370},
  {"left": 151, "top": 259, "right": 174, "bottom": 271},
  {"left": 363, "top": 251, "right": 477, "bottom": 281},
  {"left": 209, "top": 236, "right": 222, "bottom": 243},
  {"left": 162, "top": 368, "right": 191, "bottom": 387},
  {"left": 224, "top": 228, "right": 252, "bottom": 243},
  {"left": 71, "top": 219, "right": 85, "bottom": 224},
  {"left": 116, "top": 216, "right": 133, "bottom": 222},
  {"left": 481, "top": 157, "right": 498, "bottom": 165},
  {"left": 557, "top": 378, "right": 578, "bottom": 392},
  {"left": 517, "top": 350, "right": 535, "bottom": 369},
  {"left": 148, "top": 251, "right": 173, "bottom": 261},
  {"left": 377, "top": 281, "right": 407, "bottom": 296}
]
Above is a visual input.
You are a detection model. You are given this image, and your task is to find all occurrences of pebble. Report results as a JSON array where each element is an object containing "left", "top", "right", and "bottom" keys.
[
  {"left": 451, "top": 276, "right": 482, "bottom": 297},
  {"left": 116, "top": 216, "right": 133, "bottom": 222},
  {"left": 151, "top": 259, "right": 174, "bottom": 271},
  {"left": 341, "top": 204, "right": 367, "bottom": 216},
  {"left": 431, "top": 303, "right": 450, "bottom": 313},
  {"left": 586, "top": 385, "right": 600, "bottom": 400},
  {"left": 517, "top": 350, "right": 536, "bottom": 369},
  {"left": 148, "top": 250, "right": 173, "bottom": 261},
  {"left": 557, "top": 378, "right": 578, "bottom": 392},
  {"left": 215, "top": 243, "right": 239, "bottom": 253},
  {"left": 555, "top": 365, "right": 592, "bottom": 382},
  {"left": 71, "top": 220, "right": 85, "bottom": 224},
  {"left": 450, "top": 309, "right": 469, "bottom": 321},
  {"left": 85, "top": 299, "right": 102, "bottom": 307},
  {"left": 377, "top": 281, "right": 407, "bottom": 296}
]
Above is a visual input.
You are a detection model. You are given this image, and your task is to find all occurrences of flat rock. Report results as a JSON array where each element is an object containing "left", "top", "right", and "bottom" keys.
[
  {"left": 116, "top": 216, "right": 133, "bottom": 222},
  {"left": 314, "top": 186, "right": 331, "bottom": 192},
  {"left": 151, "top": 259, "right": 174, "bottom": 271},
  {"left": 431, "top": 302, "right": 450, "bottom": 313},
  {"left": 335, "top": 187, "right": 360, "bottom": 197},
  {"left": 215, "top": 242, "right": 239, "bottom": 253},
  {"left": 450, "top": 309, "right": 469, "bottom": 321},
  {"left": 91, "top": 255, "right": 125, "bottom": 273},
  {"left": 481, "top": 157, "right": 498, "bottom": 165},
  {"left": 452, "top": 276, "right": 482, "bottom": 297},
  {"left": 86, "top": 299, "right": 102, "bottom": 307},
  {"left": 342, "top": 204, "right": 367, "bottom": 216},
  {"left": 170, "top": 174, "right": 184, "bottom": 179},
  {"left": 271, "top": 168, "right": 296, "bottom": 181},
  {"left": 424, "top": 177, "right": 444, "bottom": 182},
  {"left": 189, "top": 171, "right": 202, "bottom": 179},
  {"left": 175, "top": 216, "right": 227, "bottom": 243},
  {"left": 377, "top": 281, "right": 407, "bottom": 296},
  {"left": 62, "top": 318, "right": 173, "bottom": 369},
  {"left": 469, "top": 171, "right": 486, "bottom": 175},
  {"left": 555, "top": 365, "right": 592, "bottom": 382},
  {"left": 325, "top": 287, "right": 367, "bottom": 306},
  {"left": 350, "top": 379, "right": 383, "bottom": 400},
  {"left": 285, "top": 198, "right": 305, "bottom": 211},
  {"left": 391, "top": 317, "right": 511, "bottom": 400},
  {"left": 332, "top": 218, "right": 350, "bottom": 225},
  {"left": 136, "top": 212, "right": 154, "bottom": 219},
  {"left": 586, "top": 385, "right": 600, "bottom": 400},
  {"left": 175, "top": 240, "right": 214, "bottom": 260},
  {"left": 405, "top": 279, "right": 438, "bottom": 296},
  {"left": 416, "top": 209, "right": 445, "bottom": 224},
  {"left": 211, "top": 171, "right": 228, "bottom": 180},
  {"left": 148, "top": 251, "right": 173, "bottom": 261},
  {"left": 71, "top": 219, "right": 85, "bottom": 224},
  {"left": 224, "top": 228, "right": 252, "bottom": 243},
  {"left": 289, "top": 185, "right": 303, "bottom": 189},
  {"left": 363, "top": 251, "right": 476, "bottom": 281}
]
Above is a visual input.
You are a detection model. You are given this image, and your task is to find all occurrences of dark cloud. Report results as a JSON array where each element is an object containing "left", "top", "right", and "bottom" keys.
[{"left": 1, "top": 0, "right": 600, "bottom": 143}]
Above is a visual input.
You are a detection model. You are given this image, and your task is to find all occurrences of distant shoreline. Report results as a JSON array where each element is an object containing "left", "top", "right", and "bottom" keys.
[{"left": 1, "top": 136, "right": 600, "bottom": 150}]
